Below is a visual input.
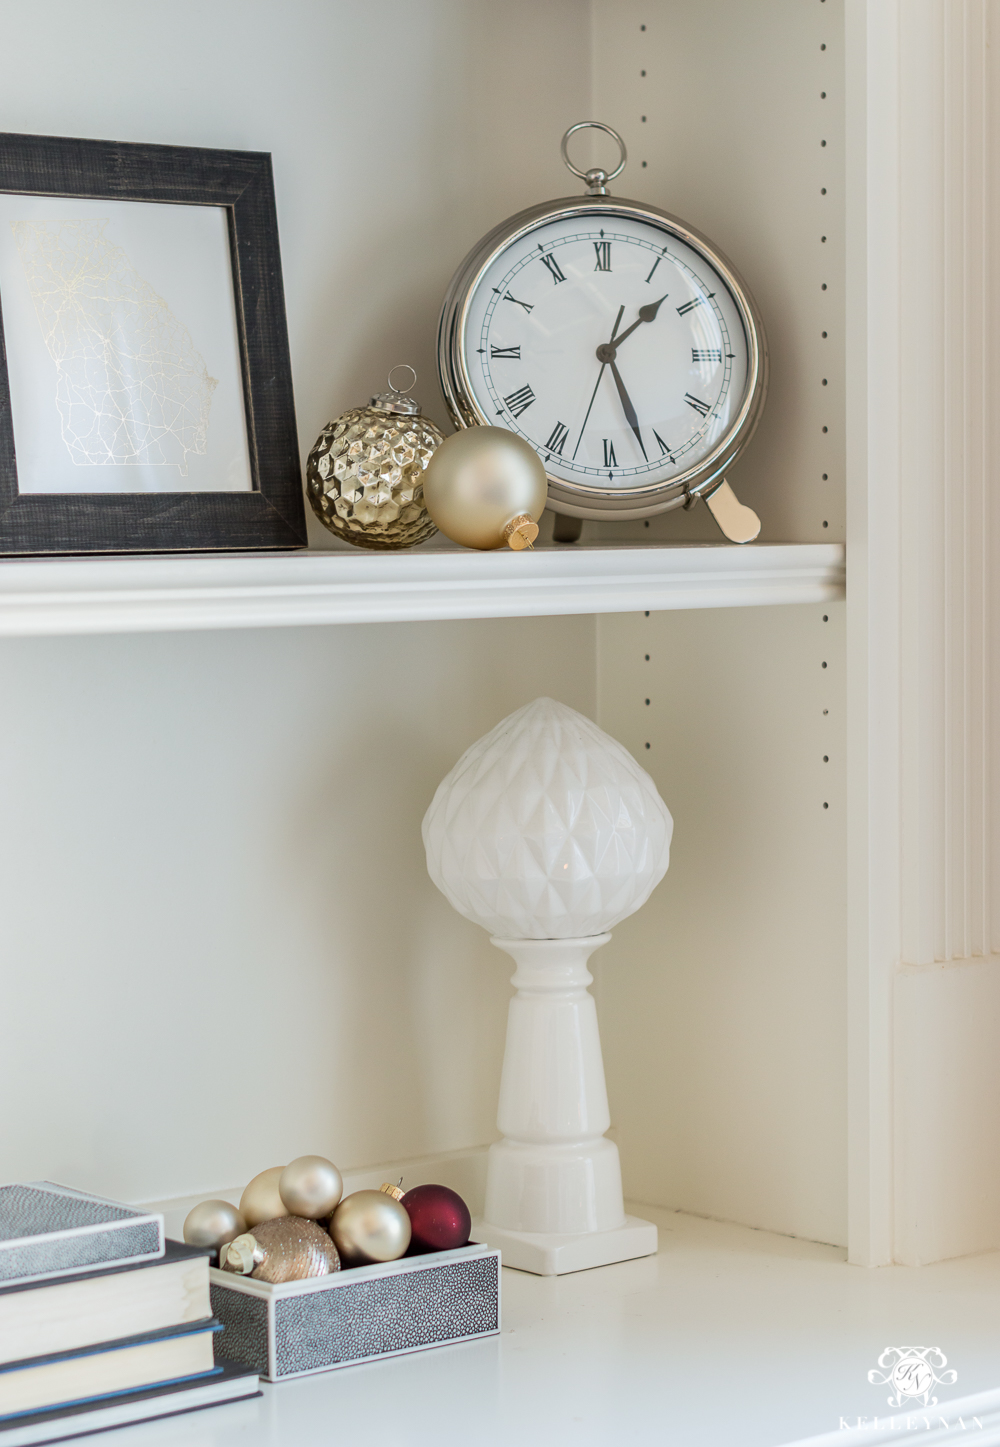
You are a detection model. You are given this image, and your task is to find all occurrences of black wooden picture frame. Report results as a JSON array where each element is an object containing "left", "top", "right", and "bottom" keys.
[{"left": 0, "top": 132, "right": 306, "bottom": 555}]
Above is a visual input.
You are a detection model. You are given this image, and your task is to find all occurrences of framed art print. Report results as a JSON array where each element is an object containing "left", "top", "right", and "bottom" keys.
[{"left": 0, "top": 132, "right": 306, "bottom": 554}]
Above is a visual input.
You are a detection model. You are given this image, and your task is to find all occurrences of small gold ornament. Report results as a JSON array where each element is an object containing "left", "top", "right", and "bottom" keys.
[
  {"left": 328, "top": 1185, "right": 411, "bottom": 1267},
  {"left": 307, "top": 366, "right": 443, "bottom": 550},
  {"left": 239, "top": 1167, "right": 288, "bottom": 1228},
  {"left": 278, "top": 1155, "right": 343, "bottom": 1220},
  {"left": 421, "top": 426, "right": 548, "bottom": 551},
  {"left": 182, "top": 1199, "right": 247, "bottom": 1251},
  {"left": 221, "top": 1217, "right": 340, "bottom": 1283}
]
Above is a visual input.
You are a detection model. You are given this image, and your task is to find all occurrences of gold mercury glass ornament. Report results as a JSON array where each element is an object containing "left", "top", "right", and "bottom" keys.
[{"left": 306, "top": 365, "right": 444, "bottom": 550}]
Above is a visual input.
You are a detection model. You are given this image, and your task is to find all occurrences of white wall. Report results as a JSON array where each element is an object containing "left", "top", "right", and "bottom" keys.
[
  {"left": 0, "top": 617, "right": 595, "bottom": 1202},
  {"left": 0, "top": 0, "right": 597, "bottom": 1203},
  {"left": 598, "top": 603, "right": 847, "bottom": 1248}
]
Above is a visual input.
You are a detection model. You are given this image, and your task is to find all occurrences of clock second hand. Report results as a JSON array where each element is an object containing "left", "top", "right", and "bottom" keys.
[{"left": 572, "top": 304, "right": 624, "bottom": 461}]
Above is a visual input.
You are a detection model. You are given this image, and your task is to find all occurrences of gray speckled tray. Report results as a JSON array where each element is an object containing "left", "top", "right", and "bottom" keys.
[{"left": 209, "top": 1242, "right": 500, "bottom": 1381}]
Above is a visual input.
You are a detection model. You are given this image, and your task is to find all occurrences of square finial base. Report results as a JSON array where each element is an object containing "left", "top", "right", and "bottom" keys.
[{"left": 473, "top": 1214, "right": 657, "bottom": 1276}]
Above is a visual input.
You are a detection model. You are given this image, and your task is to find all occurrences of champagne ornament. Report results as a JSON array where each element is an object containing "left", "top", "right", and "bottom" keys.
[
  {"left": 239, "top": 1167, "right": 288, "bottom": 1228},
  {"left": 278, "top": 1155, "right": 343, "bottom": 1220},
  {"left": 182, "top": 1200, "right": 246, "bottom": 1252},
  {"left": 329, "top": 1184, "right": 411, "bottom": 1267},
  {"left": 222, "top": 1217, "right": 340, "bottom": 1283},
  {"left": 307, "top": 366, "right": 443, "bottom": 550},
  {"left": 421, "top": 427, "right": 547, "bottom": 550}
]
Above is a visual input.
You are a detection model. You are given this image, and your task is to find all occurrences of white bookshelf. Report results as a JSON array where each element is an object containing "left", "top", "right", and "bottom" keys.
[{"left": 0, "top": 544, "right": 845, "bottom": 636}]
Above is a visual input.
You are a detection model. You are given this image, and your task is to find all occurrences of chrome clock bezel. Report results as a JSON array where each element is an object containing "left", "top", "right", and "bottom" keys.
[{"left": 437, "top": 193, "right": 768, "bottom": 521}]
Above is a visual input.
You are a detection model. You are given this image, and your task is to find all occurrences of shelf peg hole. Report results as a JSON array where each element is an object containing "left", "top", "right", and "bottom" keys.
[
  {"left": 645, "top": 698, "right": 650, "bottom": 705},
  {"left": 821, "top": 187, "right": 827, "bottom": 195},
  {"left": 822, "top": 661, "right": 828, "bottom": 669},
  {"left": 644, "top": 654, "right": 650, "bottom": 661},
  {"left": 645, "top": 742, "right": 651, "bottom": 749},
  {"left": 822, "top": 614, "right": 828, "bottom": 622},
  {"left": 823, "top": 520, "right": 829, "bottom": 527},
  {"left": 823, "top": 755, "right": 829, "bottom": 762},
  {"left": 823, "top": 801, "right": 829, "bottom": 808}
]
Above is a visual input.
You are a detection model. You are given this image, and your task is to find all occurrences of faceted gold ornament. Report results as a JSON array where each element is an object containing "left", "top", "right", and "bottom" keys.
[{"left": 306, "top": 366, "right": 443, "bottom": 550}]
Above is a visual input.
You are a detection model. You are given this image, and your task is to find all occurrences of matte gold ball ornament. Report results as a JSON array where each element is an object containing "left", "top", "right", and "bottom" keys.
[
  {"left": 328, "top": 1184, "right": 412, "bottom": 1267},
  {"left": 421, "top": 427, "right": 548, "bottom": 550},
  {"left": 278, "top": 1155, "right": 344, "bottom": 1220},
  {"left": 307, "top": 366, "right": 443, "bottom": 550},
  {"left": 239, "top": 1167, "right": 288, "bottom": 1229},
  {"left": 221, "top": 1217, "right": 340, "bottom": 1284},
  {"left": 182, "top": 1200, "right": 247, "bottom": 1251}
]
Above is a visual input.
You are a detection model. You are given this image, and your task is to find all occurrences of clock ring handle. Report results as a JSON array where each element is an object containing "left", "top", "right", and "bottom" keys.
[{"left": 560, "top": 122, "right": 627, "bottom": 196}]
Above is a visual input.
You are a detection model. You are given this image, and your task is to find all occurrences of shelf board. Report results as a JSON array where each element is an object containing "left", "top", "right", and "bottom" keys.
[
  {"left": 99, "top": 1205, "right": 1000, "bottom": 1447},
  {"left": 0, "top": 542, "right": 844, "bottom": 637}
]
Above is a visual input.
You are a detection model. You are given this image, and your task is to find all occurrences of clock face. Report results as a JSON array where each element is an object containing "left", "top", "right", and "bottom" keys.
[{"left": 459, "top": 210, "right": 752, "bottom": 492}]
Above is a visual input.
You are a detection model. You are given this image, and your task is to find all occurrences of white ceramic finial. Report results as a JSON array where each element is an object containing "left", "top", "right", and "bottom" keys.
[{"left": 421, "top": 697, "right": 673, "bottom": 940}]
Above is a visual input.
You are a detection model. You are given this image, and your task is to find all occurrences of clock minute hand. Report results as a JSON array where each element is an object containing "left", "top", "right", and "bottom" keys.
[
  {"left": 597, "top": 294, "right": 668, "bottom": 359},
  {"left": 608, "top": 358, "right": 648, "bottom": 461}
]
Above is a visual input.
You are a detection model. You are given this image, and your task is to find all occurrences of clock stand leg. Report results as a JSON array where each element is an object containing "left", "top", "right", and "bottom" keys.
[
  {"left": 703, "top": 478, "right": 761, "bottom": 543},
  {"left": 551, "top": 513, "right": 584, "bottom": 544}
]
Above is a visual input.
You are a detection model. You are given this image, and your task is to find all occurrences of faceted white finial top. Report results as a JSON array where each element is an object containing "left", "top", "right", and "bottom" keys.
[{"left": 422, "top": 697, "right": 673, "bottom": 940}]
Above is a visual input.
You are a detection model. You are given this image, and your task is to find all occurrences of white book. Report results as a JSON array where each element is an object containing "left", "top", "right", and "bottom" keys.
[
  {"left": 0, "top": 1320, "right": 218, "bottom": 1421},
  {"left": 0, "top": 1358, "right": 259, "bottom": 1447},
  {"left": 0, "top": 1241, "right": 209, "bottom": 1367}
]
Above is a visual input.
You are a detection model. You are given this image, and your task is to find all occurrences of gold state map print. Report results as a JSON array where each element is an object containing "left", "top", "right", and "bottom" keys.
[{"left": 12, "top": 220, "right": 217, "bottom": 476}]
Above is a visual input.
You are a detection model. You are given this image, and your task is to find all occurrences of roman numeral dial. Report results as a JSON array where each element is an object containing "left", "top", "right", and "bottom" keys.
[{"left": 468, "top": 219, "right": 746, "bottom": 492}]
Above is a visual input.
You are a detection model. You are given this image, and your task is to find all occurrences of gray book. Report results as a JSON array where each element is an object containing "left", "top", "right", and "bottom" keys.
[{"left": 0, "top": 1186, "right": 163, "bottom": 1288}]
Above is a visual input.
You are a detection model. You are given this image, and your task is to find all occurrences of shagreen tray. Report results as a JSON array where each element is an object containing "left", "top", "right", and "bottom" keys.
[{"left": 208, "top": 1242, "right": 501, "bottom": 1381}]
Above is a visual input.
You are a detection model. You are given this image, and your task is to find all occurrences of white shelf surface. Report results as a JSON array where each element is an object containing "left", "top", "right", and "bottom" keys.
[
  {"left": 97, "top": 1206, "right": 1000, "bottom": 1447},
  {"left": 0, "top": 543, "right": 845, "bottom": 637}
]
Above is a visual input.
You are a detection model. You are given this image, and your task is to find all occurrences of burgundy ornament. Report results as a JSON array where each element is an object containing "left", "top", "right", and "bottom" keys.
[{"left": 402, "top": 1184, "right": 472, "bottom": 1255}]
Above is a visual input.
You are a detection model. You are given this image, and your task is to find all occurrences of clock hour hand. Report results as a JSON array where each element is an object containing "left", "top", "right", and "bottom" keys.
[
  {"left": 608, "top": 358, "right": 648, "bottom": 461},
  {"left": 596, "top": 295, "right": 668, "bottom": 360}
]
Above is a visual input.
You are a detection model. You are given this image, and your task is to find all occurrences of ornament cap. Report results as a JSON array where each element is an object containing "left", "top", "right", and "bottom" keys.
[
  {"left": 371, "top": 363, "right": 421, "bottom": 416},
  {"left": 224, "top": 1232, "right": 263, "bottom": 1275},
  {"left": 379, "top": 1182, "right": 405, "bottom": 1201},
  {"left": 502, "top": 514, "right": 539, "bottom": 550}
]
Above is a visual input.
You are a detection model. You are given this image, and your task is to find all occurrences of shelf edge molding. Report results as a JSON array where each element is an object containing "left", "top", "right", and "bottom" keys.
[{"left": 0, "top": 543, "right": 845, "bottom": 637}]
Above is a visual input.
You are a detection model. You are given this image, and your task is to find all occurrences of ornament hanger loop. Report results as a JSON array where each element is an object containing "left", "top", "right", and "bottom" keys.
[
  {"left": 561, "top": 122, "right": 627, "bottom": 196},
  {"left": 387, "top": 364, "right": 417, "bottom": 395}
]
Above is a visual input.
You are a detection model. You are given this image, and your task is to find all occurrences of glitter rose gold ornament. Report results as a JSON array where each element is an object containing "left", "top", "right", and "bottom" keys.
[
  {"left": 221, "top": 1217, "right": 340, "bottom": 1283},
  {"left": 328, "top": 1184, "right": 411, "bottom": 1267},
  {"left": 307, "top": 366, "right": 443, "bottom": 550}
]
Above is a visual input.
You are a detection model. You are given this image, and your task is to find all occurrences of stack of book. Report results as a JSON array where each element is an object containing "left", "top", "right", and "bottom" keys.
[{"left": 0, "top": 1183, "right": 259, "bottom": 1446}]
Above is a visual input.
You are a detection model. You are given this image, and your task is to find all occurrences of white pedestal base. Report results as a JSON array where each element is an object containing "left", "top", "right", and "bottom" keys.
[{"left": 474, "top": 1214, "right": 658, "bottom": 1276}]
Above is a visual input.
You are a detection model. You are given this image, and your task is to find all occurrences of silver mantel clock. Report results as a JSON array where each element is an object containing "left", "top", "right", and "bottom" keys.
[{"left": 437, "top": 123, "right": 767, "bottom": 542}]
